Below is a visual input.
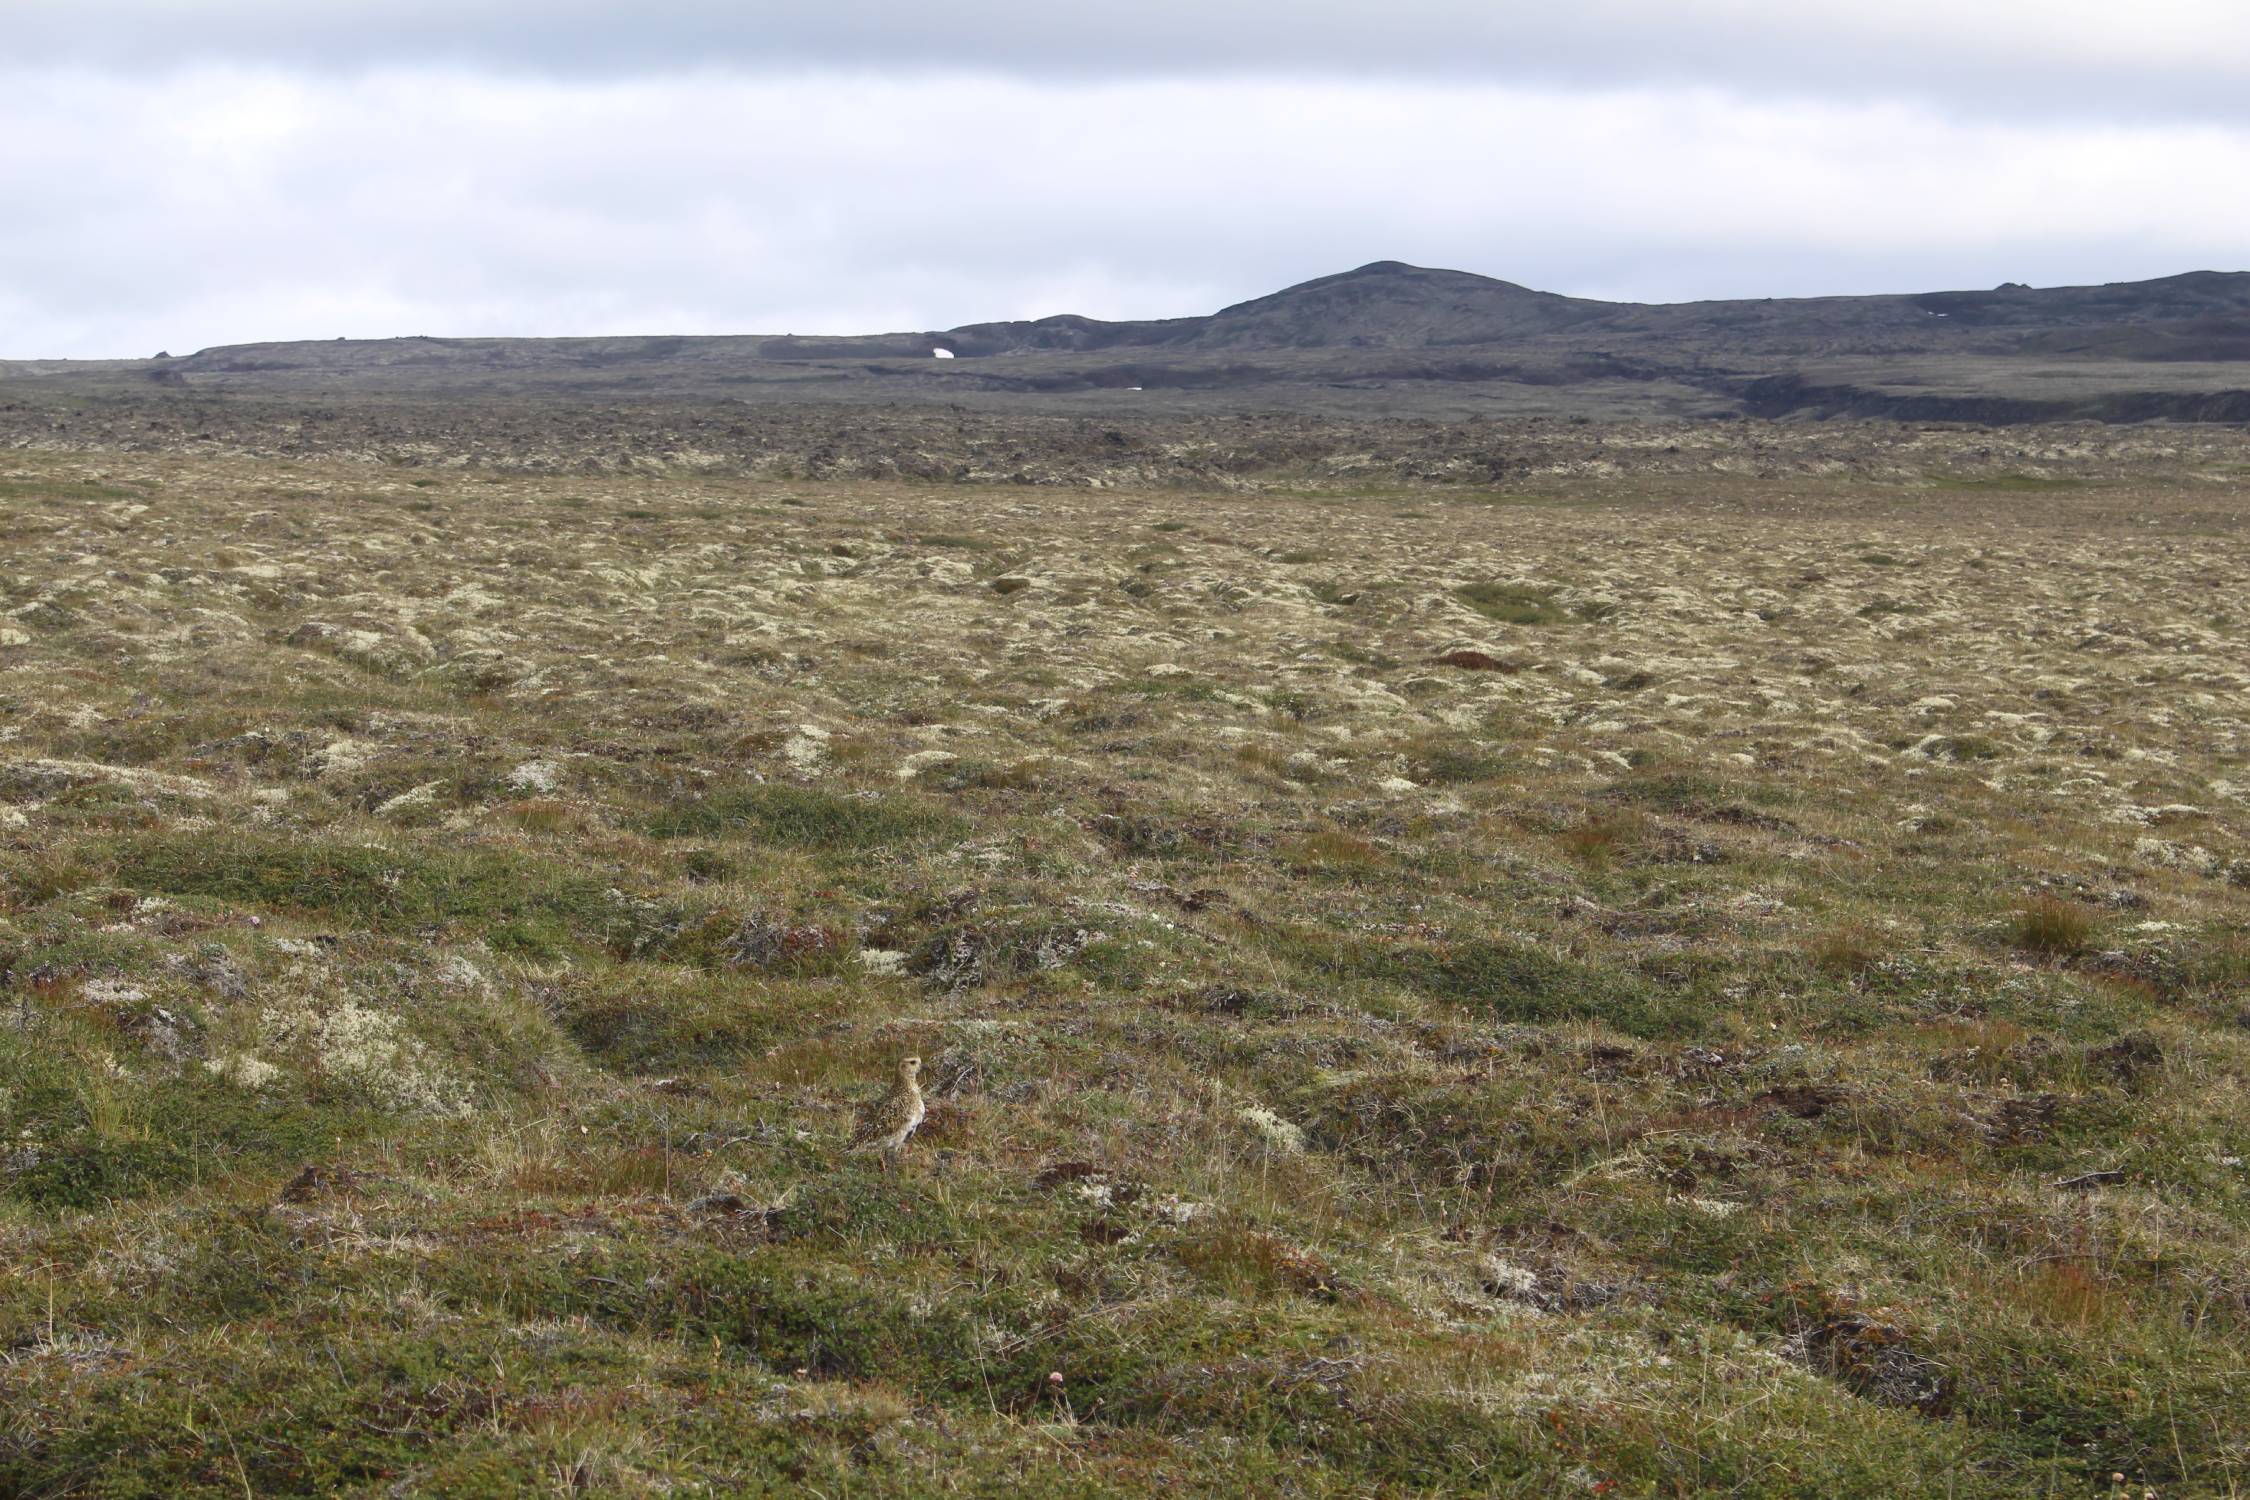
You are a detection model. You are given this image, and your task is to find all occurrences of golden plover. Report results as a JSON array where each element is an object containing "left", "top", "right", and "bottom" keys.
[{"left": 849, "top": 1055, "right": 927, "bottom": 1162}]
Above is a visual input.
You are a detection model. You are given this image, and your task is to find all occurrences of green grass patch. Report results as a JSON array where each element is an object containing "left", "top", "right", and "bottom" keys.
[
  {"left": 0, "top": 1031, "right": 365, "bottom": 1210},
  {"left": 0, "top": 476, "right": 151, "bottom": 503},
  {"left": 645, "top": 783, "right": 965, "bottom": 851},
  {"left": 106, "top": 831, "right": 616, "bottom": 955},
  {"left": 1266, "top": 923, "right": 1685, "bottom": 1035},
  {"left": 1456, "top": 581, "right": 1565, "bottom": 625}
]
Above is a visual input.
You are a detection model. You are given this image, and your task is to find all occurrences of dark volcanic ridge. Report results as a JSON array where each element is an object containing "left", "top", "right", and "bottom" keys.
[{"left": 8, "top": 260, "right": 2250, "bottom": 423}]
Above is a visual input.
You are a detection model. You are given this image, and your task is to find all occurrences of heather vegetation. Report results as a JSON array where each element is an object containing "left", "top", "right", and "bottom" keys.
[{"left": 2, "top": 420, "right": 2247, "bottom": 1496}]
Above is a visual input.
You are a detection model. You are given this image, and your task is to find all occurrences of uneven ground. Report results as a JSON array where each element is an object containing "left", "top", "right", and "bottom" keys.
[{"left": 2, "top": 419, "right": 2248, "bottom": 1496}]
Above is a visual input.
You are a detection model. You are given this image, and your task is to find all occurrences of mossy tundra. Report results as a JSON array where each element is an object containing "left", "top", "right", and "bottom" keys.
[{"left": 1, "top": 421, "right": 2247, "bottom": 1496}]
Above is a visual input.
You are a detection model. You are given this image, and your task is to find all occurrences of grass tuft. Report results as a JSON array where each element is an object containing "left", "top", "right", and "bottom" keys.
[{"left": 2011, "top": 897, "right": 2097, "bottom": 957}]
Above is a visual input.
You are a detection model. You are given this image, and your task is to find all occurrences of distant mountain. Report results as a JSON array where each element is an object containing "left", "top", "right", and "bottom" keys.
[
  {"left": 944, "top": 260, "right": 2250, "bottom": 357},
  {"left": 943, "top": 262, "right": 1609, "bottom": 354},
  {"left": 8, "top": 261, "right": 2250, "bottom": 423}
]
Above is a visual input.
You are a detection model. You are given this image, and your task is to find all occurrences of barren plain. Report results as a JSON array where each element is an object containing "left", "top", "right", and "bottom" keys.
[{"left": 2, "top": 407, "right": 2248, "bottom": 1496}]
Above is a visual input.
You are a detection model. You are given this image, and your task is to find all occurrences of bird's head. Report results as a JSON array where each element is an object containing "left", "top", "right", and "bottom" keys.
[{"left": 900, "top": 1055, "right": 923, "bottom": 1081}]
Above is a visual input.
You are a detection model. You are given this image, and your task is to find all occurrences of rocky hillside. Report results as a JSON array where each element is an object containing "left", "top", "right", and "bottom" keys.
[{"left": 6, "top": 261, "right": 2249, "bottom": 422}]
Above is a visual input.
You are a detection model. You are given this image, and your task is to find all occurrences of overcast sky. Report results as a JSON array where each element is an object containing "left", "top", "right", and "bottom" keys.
[{"left": 5, "top": 1, "right": 2247, "bottom": 358}]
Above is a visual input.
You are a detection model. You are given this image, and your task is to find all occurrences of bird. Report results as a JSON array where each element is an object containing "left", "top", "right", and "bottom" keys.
[{"left": 849, "top": 1055, "right": 927, "bottom": 1163}]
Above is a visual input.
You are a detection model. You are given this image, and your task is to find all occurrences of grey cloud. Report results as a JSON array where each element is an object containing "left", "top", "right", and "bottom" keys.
[
  {"left": 10, "top": 1, "right": 2250, "bottom": 121},
  {"left": 3, "top": 69, "right": 2245, "bottom": 359}
]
